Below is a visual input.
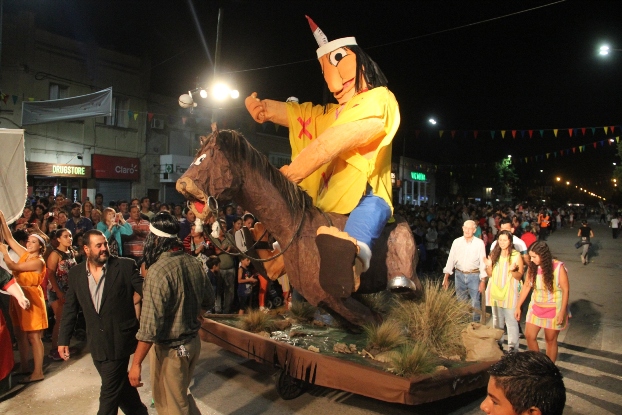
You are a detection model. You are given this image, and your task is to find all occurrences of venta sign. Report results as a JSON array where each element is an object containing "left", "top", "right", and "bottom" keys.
[{"left": 92, "top": 154, "right": 140, "bottom": 180}]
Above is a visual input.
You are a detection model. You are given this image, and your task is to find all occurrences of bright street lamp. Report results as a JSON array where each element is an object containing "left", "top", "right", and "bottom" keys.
[
  {"left": 428, "top": 118, "right": 437, "bottom": 125},
  {"left": 599, "top": 44, "right": 622, "bottom": 56}
]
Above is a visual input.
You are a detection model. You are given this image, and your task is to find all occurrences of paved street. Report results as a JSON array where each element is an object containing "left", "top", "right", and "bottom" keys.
[{"left": 1, "top": 219, "right": 621, "bottom": 414}]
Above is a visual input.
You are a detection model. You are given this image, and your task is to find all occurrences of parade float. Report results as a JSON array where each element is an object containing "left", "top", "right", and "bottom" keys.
[{"left": 176, "top": 16, "right": 500, "bottom": 404}]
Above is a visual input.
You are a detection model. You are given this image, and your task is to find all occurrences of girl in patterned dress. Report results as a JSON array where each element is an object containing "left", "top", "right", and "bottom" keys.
[
  {"left": 515, "top": 241, "right": 570, "bottom": 362},
  {"left": 46, "top": 228, "right": 78, "bottom": 360}
]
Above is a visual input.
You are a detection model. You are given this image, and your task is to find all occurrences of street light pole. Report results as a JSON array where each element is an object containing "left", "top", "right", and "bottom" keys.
[{"left": 212, "top": 8, "right": 224, "bottom": 124}]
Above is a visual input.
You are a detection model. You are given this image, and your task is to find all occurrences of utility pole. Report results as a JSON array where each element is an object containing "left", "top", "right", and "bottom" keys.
[{"left": 211, "top": 7, "right": 223, "bottom": 124}]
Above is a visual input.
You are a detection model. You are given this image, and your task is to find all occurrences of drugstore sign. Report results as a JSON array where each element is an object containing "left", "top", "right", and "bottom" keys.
[
  {"left": 92, "top": 154, "right": 140, "bottom": 180},
  {"left": 26, "top": 162, "right": 92, "bottom": 178}
]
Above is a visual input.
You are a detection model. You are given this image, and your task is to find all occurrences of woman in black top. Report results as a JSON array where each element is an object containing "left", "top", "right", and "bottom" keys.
[{"left": 578, "top": 220, "right": 594, "bottom": 265}]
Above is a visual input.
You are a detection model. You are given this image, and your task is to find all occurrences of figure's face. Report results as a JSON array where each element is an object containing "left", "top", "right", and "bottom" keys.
[
  {"left": 480, "top": 378, "right": 521, "bottom": 415},
  {"left": 319, "top": 46, "right": 363, "bottom": 104},
  {"left": 96, "top": 196, "right": 103, "bottom": 204}
]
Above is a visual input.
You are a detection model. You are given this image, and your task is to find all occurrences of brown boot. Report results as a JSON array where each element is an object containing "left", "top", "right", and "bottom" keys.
[{"left": 316, "top": 226, "right": 358, "bottom": 298}]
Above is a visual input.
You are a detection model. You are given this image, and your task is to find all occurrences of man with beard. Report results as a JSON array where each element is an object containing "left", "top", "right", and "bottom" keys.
[{"left": 58, "top": 229, "right": 147, "bottom": 415}]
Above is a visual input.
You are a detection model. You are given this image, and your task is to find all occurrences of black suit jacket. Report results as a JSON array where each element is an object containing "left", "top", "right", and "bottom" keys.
[{"left": 58, "top": 256, "right": 143, "bottom": 361}]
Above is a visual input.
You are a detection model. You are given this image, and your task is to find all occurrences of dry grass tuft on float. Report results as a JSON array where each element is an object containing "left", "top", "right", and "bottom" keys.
[
  {"left": 389, "top": 280, "right": 470, "bottom": 359},
  {"left": 363, "top": 319, "right": 408, "bottom": 353},
  {"left": 237, "top": 309, "right": 276, "bottom": 333},
  {"left": 389, "top": 343, "right": 437, "bottom": 377}
]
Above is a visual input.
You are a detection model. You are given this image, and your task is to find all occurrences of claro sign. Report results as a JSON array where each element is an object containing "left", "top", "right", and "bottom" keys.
[{"left": 92, "top": 154, "right": 140, "bottom": 181}]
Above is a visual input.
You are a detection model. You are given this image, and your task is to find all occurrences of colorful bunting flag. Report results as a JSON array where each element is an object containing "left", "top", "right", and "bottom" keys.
[
  {"left": 147, "top": 112, "right": 154, "bottom": 122},
  {"left": 501, "top": 130, "right": 506, "bottom": 139},
  {"left": 553, "top": 129, "right": 558, "bottom": 137},
  {"left": 528, "top": 130, "right": 533, "bottom": 138},
  {"left": 134, "top": 113, "right": 139, "bottom": 121},
  {"left": 511, "top": 130, "right": 517, "bottom": 139},
  {"left": 12, "top": 95, "right": 17, "bottom": 104}
]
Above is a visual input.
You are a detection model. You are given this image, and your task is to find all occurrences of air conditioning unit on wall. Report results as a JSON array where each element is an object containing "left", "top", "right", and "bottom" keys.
[{"left": 151, "top": 119, "right": 164, "bottom": 129}]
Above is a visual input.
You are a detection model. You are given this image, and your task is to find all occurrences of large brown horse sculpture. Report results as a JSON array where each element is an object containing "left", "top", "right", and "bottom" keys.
[{"left": 176, "top": 130, "right": 421, "bottom": 327}]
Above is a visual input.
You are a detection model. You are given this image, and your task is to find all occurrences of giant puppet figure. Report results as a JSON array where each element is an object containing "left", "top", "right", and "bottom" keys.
[{"left": 245, "top": 16, "right": 399, "bottom": 294}]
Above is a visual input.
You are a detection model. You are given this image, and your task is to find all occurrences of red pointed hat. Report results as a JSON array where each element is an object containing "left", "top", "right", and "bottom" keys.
[{"left": 305, "top": 15, "right": 357, "bottom": 59}]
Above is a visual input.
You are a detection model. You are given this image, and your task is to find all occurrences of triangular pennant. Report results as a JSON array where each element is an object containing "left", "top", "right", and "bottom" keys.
[
  {"left": 528, "top": 130, "right": 533, "bottom": 138},
  {"left": 491, "top": 131, "right": 495, "bottom": 139},
  {"left": 12, "top": 95, "right": 17, "bottom": 104},
  {"left": 147, "top": 112, "right": 154, "bottom": 122},
  {"left": 581, "top": 128, "right": 586, "bottom": 136},
  {"left": 579, "top": 146, "right": 583, "bottom": 153},
  {"left": 511, "top": 130, "right": 517, "bottom": 139},
  {"left": 520, "top": 130, "right": 525, "bottom": 138},
  {"left": 474, "top": 131, "right": 478, "bottom": 139},
  {"left": 572, "top": 147, "right": 576, "bottom": 153},
  {"left": 546, "top": 153, "right": 550, "bottom": 159},
  {"left": 554, "top": 152, "right": 557, "bottom": 158},
  {"left": 524, "top": 157, "right": 528, "bottom": 163},
  {"left": 439, "top": 130, "right": 444, "bottom": 138},
  {"left": 2, "top": 95, "right": 8, "bottom": 104},
  {"left": 501, "top": 130, "right": 506, "bottom": 139},
  {"left": 604, "top": 126, "right": 608, "bottom": 134},
  {"left": 28, "top": 97, "right": 35, "bottom": 101},
  {"left": 539, "top": 130, "right": 544, "bottom": 137},
  {"left": 128, "top": 110, "right": 133, "bottom": 119},
  {"left": 611, "top": 126, "right": 615, "bottom": 133},
  {"left": 553, "top": 129, "right": 558, "bottom": 137},
  {"left": 134, "top": 113, "right": 139, "bottom": 121},
  {"left": 617, "top": 136, "right": 620, "bottom": 143},
  {"left": 182, "top": 116, "right": 187, "bottom": 125},
  {"left": 591, "top": 127, "right": 596, "bottom": 136},
  {"left": 568, "top": 128, "right": 573, "bottom": 137},
  {"left": 451, "top": 130, "right": 456, "bottom": 138}
]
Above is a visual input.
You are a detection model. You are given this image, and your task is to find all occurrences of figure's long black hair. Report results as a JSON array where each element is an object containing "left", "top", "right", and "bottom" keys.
[
  {"left": 348, "top": 45, "right": 389, "bottom": 92},
  {"left": 143, "top": 212, "right": 184, "bottom": 269}
]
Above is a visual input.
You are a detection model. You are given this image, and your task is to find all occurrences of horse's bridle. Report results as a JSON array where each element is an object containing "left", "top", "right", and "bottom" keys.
[{"left": 201, "top": 195, "right": 306, "bottom": 263}]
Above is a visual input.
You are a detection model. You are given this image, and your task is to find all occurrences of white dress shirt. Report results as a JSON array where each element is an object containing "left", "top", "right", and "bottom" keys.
[{"left": 443, "top": 236, "right": 487, "bottom": 279}]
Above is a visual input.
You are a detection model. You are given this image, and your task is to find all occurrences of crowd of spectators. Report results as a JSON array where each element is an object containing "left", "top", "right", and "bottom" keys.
[
  {"left": 2, "top": 192, "right": 291, "bottom": 365},
  {"left": 393, "top": 201, "right": 619, "bottom": 277}
]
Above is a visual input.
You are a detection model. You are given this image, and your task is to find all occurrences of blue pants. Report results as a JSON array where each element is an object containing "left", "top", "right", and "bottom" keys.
[
  {"left": 344, "top": 186, "right": 392, "bottom": 249},
  {"left": 454, "top": 270, "right": 481, "bottom": 322}
]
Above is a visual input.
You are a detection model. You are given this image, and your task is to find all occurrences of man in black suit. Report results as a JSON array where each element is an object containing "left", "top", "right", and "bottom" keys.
[{"left": 58, "top": 229, "right": 148, "bottom": 415}]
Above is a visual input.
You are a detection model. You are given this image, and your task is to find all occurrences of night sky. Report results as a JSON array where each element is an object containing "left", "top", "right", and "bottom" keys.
[{"left": 8, "top": 0, "right": 622, "bottom": 197}]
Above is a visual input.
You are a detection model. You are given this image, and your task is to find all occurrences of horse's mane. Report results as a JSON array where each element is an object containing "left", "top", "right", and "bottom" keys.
[{"left": 200, "top": 129, "right": 314, "bottom": 217}]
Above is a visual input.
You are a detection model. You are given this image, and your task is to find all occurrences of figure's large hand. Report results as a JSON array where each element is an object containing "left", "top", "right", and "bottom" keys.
[{"left": 245, "top": 92, "right": 267, "bottom": 123}]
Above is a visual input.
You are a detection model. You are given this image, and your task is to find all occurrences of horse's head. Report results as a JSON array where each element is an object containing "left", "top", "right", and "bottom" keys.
[{"left": 176, "top": 130, "right": 243, "bottom": 221}]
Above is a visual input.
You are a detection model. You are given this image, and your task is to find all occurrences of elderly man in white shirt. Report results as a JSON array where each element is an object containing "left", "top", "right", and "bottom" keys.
[{"left": 442, "top": 220, "right": 487, "bottom": 322}]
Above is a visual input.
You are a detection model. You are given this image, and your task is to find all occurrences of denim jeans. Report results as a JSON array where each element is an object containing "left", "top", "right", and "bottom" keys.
[
  {"left": 492, "top": 305, "right": 519, "bottom": 352},
  {"left": 454, "top": 270, "right": 481, "bottom": 322}
]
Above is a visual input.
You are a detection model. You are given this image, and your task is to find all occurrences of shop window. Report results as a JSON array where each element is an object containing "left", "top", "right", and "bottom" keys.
[
  {"left": 105, "top": 96, "right": 130, "bottom": 128},
  {"left": 49, "top": 83, "right": 69, "bottom": 100}
]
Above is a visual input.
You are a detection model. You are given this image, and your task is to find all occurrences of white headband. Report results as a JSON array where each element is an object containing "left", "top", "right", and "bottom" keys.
[
  {"left": 30, "top": 233, "right": 46, "bottom": 246},
  {"left": 316, "top": 37, "right": 357, "bottom": 59},
  {"left": 149, "top": 223, "right": 177, "bottom": 238}
]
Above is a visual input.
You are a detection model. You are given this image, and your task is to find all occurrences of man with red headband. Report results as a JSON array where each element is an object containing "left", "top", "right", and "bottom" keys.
[{"left": 246, "top": 16, "right": 400, "bottom": 296}]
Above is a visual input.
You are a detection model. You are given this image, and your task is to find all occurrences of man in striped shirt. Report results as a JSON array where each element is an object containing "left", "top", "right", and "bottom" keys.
[{"left": 123, "top": 205, "right": 150, "bottom": 263}]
